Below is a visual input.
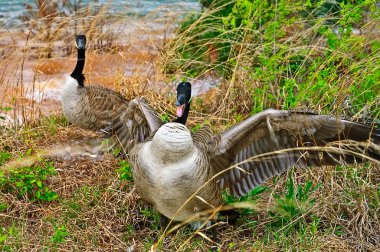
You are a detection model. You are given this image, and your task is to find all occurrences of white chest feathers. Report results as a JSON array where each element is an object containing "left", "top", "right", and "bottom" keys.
[
  {"left": 132, "top": 123, "right": 205, "bottom": 220},
  {"left": 150, "top": 123, "right": 194, "bottom": 161},
  {"left": 61, "top": 76, "right": 83, "bottom": 118}
]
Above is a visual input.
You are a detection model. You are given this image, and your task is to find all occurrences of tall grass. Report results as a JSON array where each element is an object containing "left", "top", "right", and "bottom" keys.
[
  {"left": 161, "top": 0, "right": 380, "bottom": 123},
  {"left": 0, "top": 1, "right": 186, "bottom": 127}
]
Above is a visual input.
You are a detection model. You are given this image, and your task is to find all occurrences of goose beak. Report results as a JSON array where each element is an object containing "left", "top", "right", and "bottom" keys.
[
  {"left": 176, "top": 94, "right": 186, "bottom": 117},
  {"left": 75, "top": 35, "right": 86, "bottom": 49},
  {"left": 176, "top": 104, "right": 185, "bottom": 117}
]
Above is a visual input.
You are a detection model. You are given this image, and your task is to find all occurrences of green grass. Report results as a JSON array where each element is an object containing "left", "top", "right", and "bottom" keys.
[
  {"left": 115, "top": 160, "right": 133, "bottom": 182},
  {"left": 0, "top": 160, "right": 58, "bottom": 202},
  {"left": 0, "top": 151, "right": 12, "bottom": 166},
  {"left": 268, "top": 173, "right": 321, "bottom": 231},
  {"left": 51, "top": 225, "right": 69, "bottom": 246},
  {"left": 162, "top": 0, "right": 380, "bottom": 120}
]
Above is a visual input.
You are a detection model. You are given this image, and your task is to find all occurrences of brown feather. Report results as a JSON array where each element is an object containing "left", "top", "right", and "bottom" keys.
[
  {"left": 63, "top": 85, "right": 130, "bottom": 131},
  {"left": 209, "top": 109, "right": 380, "bottom": 197},
  {"left": 111, "top": 98, "right": 163, "bottom": 154}
]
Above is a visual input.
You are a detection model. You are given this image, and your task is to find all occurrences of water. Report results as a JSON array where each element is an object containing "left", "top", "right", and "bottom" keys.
[{"left": 0, "top": 0, "right": 200, "bottom": 28}]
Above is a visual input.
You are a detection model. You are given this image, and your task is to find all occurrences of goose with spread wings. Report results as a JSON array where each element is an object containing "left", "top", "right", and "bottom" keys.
[
  {"left": 61, "top": 35, "right": 135, "bottom": 132},
  {"left": 115, "top": 84, "right": 380, "bottom": 223}
]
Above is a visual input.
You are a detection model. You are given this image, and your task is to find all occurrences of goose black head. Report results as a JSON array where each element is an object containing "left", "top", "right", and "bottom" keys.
[
  {"left": 70, "top": 35, "right": 86, "bottom": 87},
  {"left": 174, "top": 81, "right": 192, "bottom": 125},
  {"left": 75, "top": 35, "right": 86, "bottom": 49}
]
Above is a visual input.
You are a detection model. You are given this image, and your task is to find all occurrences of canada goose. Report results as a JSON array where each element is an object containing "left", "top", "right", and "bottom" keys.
[
  {"left": 115, "top": 85, "right": 380, "bottom": 223},
  {"left": 61, "top": 35, "right": 132, "bottom": 132}
]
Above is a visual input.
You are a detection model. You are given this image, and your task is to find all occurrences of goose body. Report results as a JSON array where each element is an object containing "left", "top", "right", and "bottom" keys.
[
  {"left": 61, "top": 80, "right": 130, "bottom": 131},
  {"left": 61, "top": 35, "right": 132, "bottom": 132},
  {"left": 114, "top": 82, "right": 380, "bottom": 222},
  {"left": 131, "top": 123, "right": 221, "bottom": 221}
]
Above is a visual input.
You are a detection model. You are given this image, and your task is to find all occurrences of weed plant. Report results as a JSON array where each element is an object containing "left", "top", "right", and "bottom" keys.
[{"left": 0, "top": 160, "right": 58, "bottom": 202}]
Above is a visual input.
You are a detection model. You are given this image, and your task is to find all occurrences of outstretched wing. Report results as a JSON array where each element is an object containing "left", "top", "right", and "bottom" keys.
[
  {"left": 209, "top": 109, "right": 380, "bottom": 197},
  {"left": 111, "top": 97, "right": 163, "bottom": 154}
]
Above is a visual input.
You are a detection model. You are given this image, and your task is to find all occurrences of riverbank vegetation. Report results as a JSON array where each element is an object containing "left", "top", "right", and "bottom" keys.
[
  {"left": 163, "top": 0, "right": 379, "bottom": 121},
  {"left": 1, "top": 0, "right": 379, "bottom": 251}
]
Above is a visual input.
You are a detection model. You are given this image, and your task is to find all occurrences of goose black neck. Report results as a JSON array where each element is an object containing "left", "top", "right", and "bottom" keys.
[
  {"left": 70, "top": 48, "right": 85, "bottom": 87},
  {"left": 174, "top": 102, "right": 190, "bottom": 125}
]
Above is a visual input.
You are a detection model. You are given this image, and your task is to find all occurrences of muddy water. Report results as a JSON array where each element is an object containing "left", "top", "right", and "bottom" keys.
[
  {"left": 0, "top": 0, "right": 200, "bottom": 28},
  {"left": 0, "top": 2, "right": 221, "bottom": 127}
]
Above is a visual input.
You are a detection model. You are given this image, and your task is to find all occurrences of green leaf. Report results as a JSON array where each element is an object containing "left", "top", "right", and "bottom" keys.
[
  {"left": 0, "top": 234, "right": 7, "bottom": 244},
  {"left": 0, "top": 203, "right": 7, "bottom": 212}
]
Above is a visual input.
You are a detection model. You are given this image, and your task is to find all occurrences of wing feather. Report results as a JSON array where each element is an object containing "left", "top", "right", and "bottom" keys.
[
  {"left": 210, "top": 109, "right": 380, "bottom": 197},
  {"left": 84, "top": 86, "right": 130, "bottom": 127},
  {"left": 111, "top": 98, "right": 163, "bottom": 154}
]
